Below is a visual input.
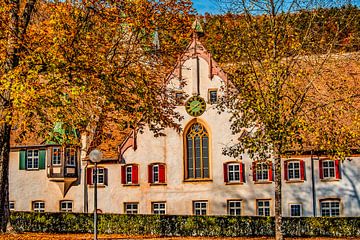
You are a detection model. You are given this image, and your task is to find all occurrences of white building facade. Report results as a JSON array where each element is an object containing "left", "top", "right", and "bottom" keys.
[{"left": 8, "top": 34, "right": 360, "bottom": 218}]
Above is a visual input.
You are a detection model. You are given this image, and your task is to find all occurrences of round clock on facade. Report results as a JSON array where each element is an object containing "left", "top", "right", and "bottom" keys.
[{"left": 185, "top": 95, "right": 206, "bottom": 117}]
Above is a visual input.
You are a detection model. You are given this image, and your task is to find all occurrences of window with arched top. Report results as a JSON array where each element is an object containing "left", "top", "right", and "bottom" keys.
[{"left": 185, "top": 122, "right": 210, "bottom": 179}]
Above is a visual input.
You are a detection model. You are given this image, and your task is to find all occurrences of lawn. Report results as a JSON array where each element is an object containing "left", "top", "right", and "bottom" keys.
[{"left": 0, "top": 234, "right": 358, "bottom": 240}]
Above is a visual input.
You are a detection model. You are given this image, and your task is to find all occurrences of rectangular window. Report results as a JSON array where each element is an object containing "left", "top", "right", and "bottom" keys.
[
  {"left": 288, "top": 162, "right": 300, "bottom": 180},
  {"left": 52, "top": 147, "right": 61, "bottom": 165},
  {"left": 122, "top": 165, "right": 138, "bottom": 185},
  {"left": 152, "top": 202, "right": 166, "bottom": 215},
  {"left": 27, "top": 149, "right": 39, "bottom": 169},
  {"left": 9, "top": 201, "right": 15, "bottom": 211},
  {"left": 321, "top": 200, "right": 340, "bottom": 217},
  {"left": 256, "top": 163, "right": 269, "bottom": 181},
  {"left": 124, "top": 202, "right": 138, "bottom": 214},
  {"left": 323, "top": 160, "right": 335, "bottom": 178},
  {"left": 175, "top": 92, "right": 184, "bottom": 105},
  {"left": 290, "top": 204, "right": 302, "bottom": 217},
  {"left": 65, "top": 148, "right": 76, "bottom": 167},
  {"left": 33, "top": 201, "right": 45, "bottom": 212},
  {"left": 228, "top": 200, "right": 241, "bottom": 216},
  {"left": 126, "top": 166, "right": 132, "bottom": 184},
  {"left": 257, "top": 200, "right": 270, "bottom": 216},
  {"left": 153, "top": 165, "right": 159, "bottom": 183},
  {"left": 60, "top": 201, "right": 73, "bottom": 212},
  {"left": 193, "top": 201, "right": 207, "bottom": 215},
  {"left": 209, "top": 90, "right": 218, "bottom": 104},
  {"left": 228, "top": 163, "right": 240, "bottom": 182},
  {"left": 93, "top": 168, "right": 105, "bottom": 184}
]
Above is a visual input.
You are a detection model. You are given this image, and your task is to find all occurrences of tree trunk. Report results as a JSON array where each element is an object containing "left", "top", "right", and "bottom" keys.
[
  {"left": 0, "top": 124, "right": 11, "bottom": 233},
  {"left": 0, "top": 0, "right": 20, "bottom": 232},
  {"left": 274, "top": 153, "right": 283, "bottom": 240}
]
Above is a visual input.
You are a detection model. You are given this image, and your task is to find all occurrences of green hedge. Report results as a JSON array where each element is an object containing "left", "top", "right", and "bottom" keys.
[{"left": 10, "top": 212, "right": 359, "bottom": 237}]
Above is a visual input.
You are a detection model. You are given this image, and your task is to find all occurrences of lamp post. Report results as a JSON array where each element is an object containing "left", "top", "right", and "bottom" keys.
[{"left": 89, "top": 149, "right": 102, "bottom": 240}]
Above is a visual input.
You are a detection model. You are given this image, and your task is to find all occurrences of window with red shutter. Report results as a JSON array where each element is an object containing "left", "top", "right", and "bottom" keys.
[
  {"left": 86, "top": 168, "right": 93, "bottom": 185},
  {"left": 121, "top": 165, "right": 126, "bottom": 184},
  {"left": 104, "top": 168, "right": 108, "bottom": 186},
  {"left": 300, "top": 160, "right": 305, "bottom": 181},
  {"left": 159, "top": 164, "right": 166, "bottom": 183},
  {"left": 268, "top": 163, "right": 273, "bottom": 181},
  {"left": 240, "top": 163, "right": 244, "bottom": 182},
  {"left": 286, "top": 160, "right": 303, "bottom": 181},
  {"left": 148, "top": 165, "right": 153, "bottom": 183},
  {"left": 223, "top": 163, "right": 228, "bottom": 182},
  {"left": 335, "top": 160, "right": 341, "bottom": 179},
  {"left": 284, "top": 161, "right": 288, "bottom": 181},
  {"left": 252, "top": 162, "right": 256, "bottom": 182},
  {"left": 132, "top": 165, "right": 139, "bottom": 184}
]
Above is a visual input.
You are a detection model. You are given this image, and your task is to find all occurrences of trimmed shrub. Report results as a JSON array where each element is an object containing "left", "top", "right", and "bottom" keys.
[{"left": 9, "top": 212, "right": 360, "bottom": 237}]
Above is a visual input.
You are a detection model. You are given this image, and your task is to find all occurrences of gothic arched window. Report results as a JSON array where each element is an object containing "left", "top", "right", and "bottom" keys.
[{"left": 185, "top": 122, "right": 209, "bottom": 179}]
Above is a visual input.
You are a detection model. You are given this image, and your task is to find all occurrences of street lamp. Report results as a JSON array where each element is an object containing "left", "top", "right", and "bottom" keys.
[{"left": 89, "top": 149, "right": 102, "bottom": 240}]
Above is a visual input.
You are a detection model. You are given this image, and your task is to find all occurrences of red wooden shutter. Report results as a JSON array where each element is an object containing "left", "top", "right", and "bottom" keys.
[
  {"left": 252, "top": 162, "right": 257, "bottom": 182},
  {"left": 240, "top": 163, "right": 244, "bottom": 182},
  {"left": 121, "top": 165, "right": 126, "bottom": 184},
  {"left": 148, "top": 165, "right": 153, "bottom": 183},
  {"left": 132, "top": 165, "right": 139, "bottom": 184},
  {"left": 159, "top": 164, "right": 166, "bottom": 183},
  {"left": 223, "top": 163, "right": 228, "bottom": 182},
  {"left": 335, "top": 160, "right": 341, "bottom": 179},
  {"left": 300, "top": 160, "right": 305, "bottom": 180},
  {"left": 104, "top": 168, "right": 108, "bottom": 186},
  {"left": 284, "top": 161, "right": 288, "bottom": 181},
  {"left": 86, "top": 168, "right": 93, "bottom": 185},
  {"left": 319, "top": 160, "right": 323, "bottom": 179},
  {"left": 268, "top": 162, "right": 273, "bottom": 181}
]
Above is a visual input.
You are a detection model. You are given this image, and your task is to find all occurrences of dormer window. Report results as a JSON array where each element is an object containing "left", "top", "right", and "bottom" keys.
[
  {"left": 52, "top": 147, "right": 61, "bottom": 165},
  {"left": 65, "top": 147, "right": 77, "bottom": 167},
  {"left": 208, "top": 89, "right": 218, "bottom": 104}
]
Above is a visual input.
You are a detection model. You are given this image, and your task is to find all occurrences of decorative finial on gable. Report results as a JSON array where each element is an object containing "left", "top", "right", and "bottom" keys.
[{"left": 192, "top": 18, "right": 204, "bottom": 38}]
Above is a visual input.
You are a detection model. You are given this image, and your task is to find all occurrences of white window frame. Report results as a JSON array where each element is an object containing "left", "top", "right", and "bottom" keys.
[
  {"left": 257, "top": 200, "right": 271, "bottom": 216},
  {"left": 322, "top": 160, "right": 335, "bottom": 179},
  {"left": 289, "top": 203, "right": 302, "bottom": 217},
  {"left": 126, "top": 165, "right": 133, "bottom": 184},
  {"left": 228, "top": 163, "right": 241, "bottom": 182},
  {"left": 152, "top": 202, "right": 166, "bottom": 215},
  {"left": 52, "top": 147, "right": 61, "bottom": 165},
  {"left": 9, "top": 201, "right": 15, "bottom": 211},
  {"left": 33, "top": 201, "right": 45, "bottom": 212},
  {"left": 27, "top": 149, "right": 39, "bottom": 170},
  {"left": 256, "top": 163, "right": 269, "bottom": 181},
  {"left": 124, "top": 202, "right": 138, "bottom": 214},
  {"left": 288, "top": 161, "right": 301, "bottom": 180},
  {"left": 193, "top": 201, "right": 207, "bottom": 215},
  {"left": 65, "top": 147, "right": 77, "bottom": 167},
  {"left": 60, "top": 200, "right": 73, "bottom": 212},
  {"left": 93, "top": 168, "right": 105, "bottom": 185},
  {"left": 320, "top": 199, "right": 340, "bottom": 217},
  {"left": 228, "top": 200, "right": 242, "bottom": 216},
  {"left": 152, "top": 164, "right": 159, "bottom": 183}
]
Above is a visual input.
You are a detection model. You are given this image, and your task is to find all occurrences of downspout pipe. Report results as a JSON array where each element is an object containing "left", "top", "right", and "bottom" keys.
[
  {"left": 84, "top": 162, "right": 89, "bottom": 213},
  {"left": 311, "top": 152, "right": 316, "bottom": 216}
]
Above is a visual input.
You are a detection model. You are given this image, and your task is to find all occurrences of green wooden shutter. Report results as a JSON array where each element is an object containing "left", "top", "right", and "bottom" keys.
[
  {"left": 39, "top": 150, "right": 46, "bottom": 169},
  {"left": 19, "top": 150, "right": 26, "bottom": 170}
]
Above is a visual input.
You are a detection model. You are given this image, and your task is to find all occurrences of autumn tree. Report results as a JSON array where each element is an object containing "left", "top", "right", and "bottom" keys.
[
  {"left": 206, "top": 1, "right": 360, "bottom": 240},
  {"left": 0, "top": 0, "right": 193, "bottom": 232}
]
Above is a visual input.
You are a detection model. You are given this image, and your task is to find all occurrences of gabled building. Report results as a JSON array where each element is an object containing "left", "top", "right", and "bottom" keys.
[{"left": 8, "top": 23, "right": 360, "bottom": 217}]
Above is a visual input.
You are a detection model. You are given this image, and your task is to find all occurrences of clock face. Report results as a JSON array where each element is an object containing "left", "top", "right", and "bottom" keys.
[{"left": 185, "top": 96, "right": 206, "bottom": 117}]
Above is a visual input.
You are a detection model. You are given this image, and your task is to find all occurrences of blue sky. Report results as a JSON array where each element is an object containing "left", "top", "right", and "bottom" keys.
[{"left": 192, "top": 0, "right": 221, "bottom": 14}]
